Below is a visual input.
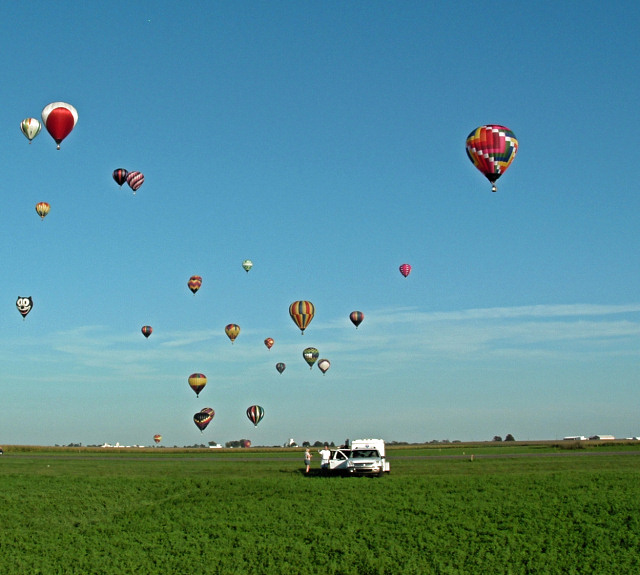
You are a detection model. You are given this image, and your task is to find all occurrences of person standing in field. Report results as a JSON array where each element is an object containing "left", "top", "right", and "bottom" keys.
[
  {"left": 318, "top": 444, "right": 331, "bottom": 473},
  {"left": 304, "top": 449, "right": 312, "bottom": 473}
]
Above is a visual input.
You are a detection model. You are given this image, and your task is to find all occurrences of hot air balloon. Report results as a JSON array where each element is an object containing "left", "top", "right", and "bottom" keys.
[
  {"left": 466, "top": 125, "right": 518, "bottom": 192},
  {"left": 188, "top": 275, "right": 202, "bottom": 294},
  {"left": 35, "top": 202, "right": 50, "bottom": 220},
  {"left": 264, "top": 337, "right": 274, "bottom": 350},
  {"left": 126, "top": 171, "right": 144, "bottom": 194},
  {"left": 188, "top": 373, "right": 207, "bottom": 397},
  {"left": 112, "top": 169, "right": 128, "bottom": 187},
  {"left": 399, "top": 263, "right": 411, "bottom": 278},
  {"left": 242, "top": 260, "right": 253, "bottom": 272},
  {"left": 289, "top": 301, "right": 315, "bottom": 334},
  {"left": 41, "top": 102, "right": 77, "bottom": 149},
  {"left": 153, "top": 434, "right": 162, "bottom": 445},
  {"left": 303, "top": 347, "right": 319, "bottom": 369},
  {"left": 141, "top": 326, "right": 153, "bottom": 338},
  {"left": 349, "top": 311, "right": 364, "bottom": 329},
  {"left": 276, "top": 362, "right": 286, "bottom": 374},
  {"left": 317, "top": 359, "right": 331, "bottom": 375},
  {"left": 200, "top": 407, "right": 215, "bottom": 417},
  {"left": 20, "top": 118, "right": 41, "bottom": 143},
  {"left": 16, "top": 297, "right": 33, "bottom": 319},
  {"left": 225, "top": 324, "right": 240, "bottom": 344},
  {"left": 246, "top": 405, "right": 264, "bottom": 427},
  {"left": 194, "top": 410, "right": 213, "bottom": 433}
]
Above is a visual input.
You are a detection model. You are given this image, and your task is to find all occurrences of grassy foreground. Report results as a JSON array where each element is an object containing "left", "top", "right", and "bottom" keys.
[{"left": 0, "top": 444, "right": 638, "bottom": 574}]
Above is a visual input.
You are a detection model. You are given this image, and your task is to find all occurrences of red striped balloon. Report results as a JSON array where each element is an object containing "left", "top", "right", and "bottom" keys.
[{"left": 126, "top": 171, "right": 144, "bottom": 194}]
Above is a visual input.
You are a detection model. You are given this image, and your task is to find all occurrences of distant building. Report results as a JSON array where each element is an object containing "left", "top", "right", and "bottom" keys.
[
  {"left": 563, "top": 436, "right": 587, "bottom": 441},
  {"left": 588, "top": 435, "right": 615, "bottom": 440}
]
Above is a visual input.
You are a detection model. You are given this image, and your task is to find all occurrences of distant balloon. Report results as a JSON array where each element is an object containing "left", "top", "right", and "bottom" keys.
[
  {"left": 243, "top": 439, "right": 252, "bottom": 448},
  {"left": 141, "top": 326, "right": 153, "bottom": 338},
  {"left": 16, "top": 297, "right": 33, "bottom": 319},
  {"left": 126, "top": 171, "right": 144, "bottom": 194},
  {"left": 225, "top": 324, "right": 240, "bottom": 344},
  {"left": 112, "top": 169, "right": 129, "bottom": 187},
  {"left": 303, "top": 347, "right": 319, "bottom": 369},
  {"left": 35, "top": 202, "right": 50, "bottom": 220},
  {"left": 41, "top": 102, "right": 77, "bottom": 149},
  {"left": 194, "top": 410, "right": 213, "bottom": 433},
  {"left": 264, "top": 337, "right": 274, "bottom": 350},
  {"left": 317, "top": 359, "right": 331, "bottom": 375},
  {"left": 399, "top": 263, "right": 411, "bottom": 278},
  {"left": 466, "top": 125, "right": 518, "bottom": 192},
  {"left": 153, "top": 434, "right": 162, "bottom": 445},
  {"left": 20, "top": 118, "right": 41, "bottom": 143},
  {"left": 200, "top": 407, "right": 215, "bottom": 417},
  {"left": 188, "top": 373, "right": 207, "bottom": 397},
  {"left": 188, "top": 275, "right": 202, "bottom": 294},
  {"left": 246, "top": 405, "right": 264, "bottom": 427},
  {"left": 289, "top": 300, "right": 315, "bottom": 334},
  {"left": 349, "top": 311, "right": 364, "bottom": 329},
  {"left": 276, "top": 362, "right": 286, "bottom": 374},
  {"left": 242, "top": 260, "right": 253, "bottom": 272}
]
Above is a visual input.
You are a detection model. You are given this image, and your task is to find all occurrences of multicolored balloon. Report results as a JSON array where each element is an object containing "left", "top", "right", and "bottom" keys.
[
  {"left": 35, "top": 202, "right": 50, "bottom": 220},
  {"left": 303, "top": 347, "right": 319, "bottom": 369},
  {"left": 264, "top": 337, "right": 274, "bottom": 350},
  {"left": 399, "top": 263, "right": 411, "bottom": 278},
  {"left": 466, "top": 125, "right": 518, "bottom": 192},
  {"left": 16, "top": 297, "right": 33, "bottom": 319},
  {"left": 141, "top": 326, "right": 153, "bottom": 338},
  {"left": 194, "top": 410, "right": 213, "bottom": 432},
  {"left": 126, "top": 171, "right": 144, "bottom": 194},
  {"left": 188, "top": 373, "right": 207, "bottom": 397},
  {"left": 41, "top": 102, "right": 77, "bottom": 149},
  {"left": 225, "top": 324, "right": 240, "bottom": 344},
  {"left": 242, "top": 260, "right": 253, "bottom": 272},
  {"left": 349, "top": 311, "right": 364, "bottom": 329},
  {"left": 112, "top": 169, "right": 129, "bottom": 187},
  {"left": 317, "top": 359, "right": 331, "bottom": 375},
  {"left": 246, "top": 405, "right": 264, "bottom": 427},
  {"left": 153, "top": 434, "right": 162, "bottom": 444},
  {"left": 188, "top": 275, "right": 202, "bottom": 294},
  {"left": 276, "top": 362, "right": 286, "bottom": 374},
  {"left": 289, "top": 300, "right": 315, "bottom": 334},
  {"left": 20, "top": 118, "right": 41, "bottom": 143}
]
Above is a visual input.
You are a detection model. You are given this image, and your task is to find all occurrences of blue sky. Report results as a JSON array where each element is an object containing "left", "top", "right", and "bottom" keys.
[{"left": 0, "top": 2, "right": 638, "bottom": 446}]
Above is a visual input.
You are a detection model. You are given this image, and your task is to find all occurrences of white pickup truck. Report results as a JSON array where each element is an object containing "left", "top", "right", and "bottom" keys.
[{"left": 327, "top": 439, "right": 390, "bottom": 476}]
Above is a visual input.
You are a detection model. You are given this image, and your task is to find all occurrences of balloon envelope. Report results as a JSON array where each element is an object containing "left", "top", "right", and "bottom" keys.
[
  {"left": 126, "top": 171, "right": 144, "bottom": 193},
  {"left": 276, "top": 362, "right": 286, "bottom": 374},
  {"left": 16, "top": 297, "right": 33, "bottom": 319},
  {"left": 188, "top": 275, "right": 202, "bottom": 294},
  {"left": 20, "top": 118, "right": 42, "bottom": 142},
  {"left": 465, "top": 125, "right": 518, "bottom": 192},
  {"left": 289, "top": 301, "right": 315, "bottom": 334},
  {"left": 246, "top": 405, "right": 264, "bottom": 427},
  {"left": 303, "top": 347, "right": 319, "bottom": 369},
  {"left": 264, "top": 337, "right": 274, "bottom": 350},
  {"left": 35, "top": 202, "right": 50, "bottom": 220},
  {"left": 242, "top": 260, "right": 253, "bottom": 272},
  {"left": 399, "top": 263, "right": 411, "bottom": 278},
  {"left": 194, "top": 411, "right": 213, "bottom": 432},
  {"left": 141, "top": 326, "right": 153, "bottom": 338},
  {"left": 153, "top": 434, "right": 162, "bottom": 444},
  {"left": 188, "top": 373, "right": 207, "bottom": 397},
  {"left": 225, "top": 324, "right": 240, "bottom": 344},
  {"left": 112, "top": 169, "right": 128, "bottom": 187},
  {"left": 41, "top": 102, "right": 77, "bottom": 149},
  {"left": 349, "top": 311, "right": 364, "bottom": 329},
  {"left": 317, "top": 359, "right": 331, "bottom": 374}
]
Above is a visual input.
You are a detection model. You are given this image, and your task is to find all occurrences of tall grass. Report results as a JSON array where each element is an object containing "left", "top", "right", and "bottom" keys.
[{"left": 0, "top": 450, "right": 638, "bottom": 574}]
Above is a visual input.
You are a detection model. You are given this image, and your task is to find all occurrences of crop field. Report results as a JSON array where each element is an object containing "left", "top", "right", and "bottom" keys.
[{"left": 0, "top": 444, "right": 639, "bottom": 574}]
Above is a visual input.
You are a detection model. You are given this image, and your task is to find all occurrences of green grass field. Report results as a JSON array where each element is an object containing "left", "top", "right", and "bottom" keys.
[{"left": 1, "top": 444, "right": 638, "bottom": 574}]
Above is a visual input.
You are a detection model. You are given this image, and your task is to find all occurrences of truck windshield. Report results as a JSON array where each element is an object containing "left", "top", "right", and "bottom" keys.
[{"left": 351, "top": 449, "right": 379, "bottom": 458}]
